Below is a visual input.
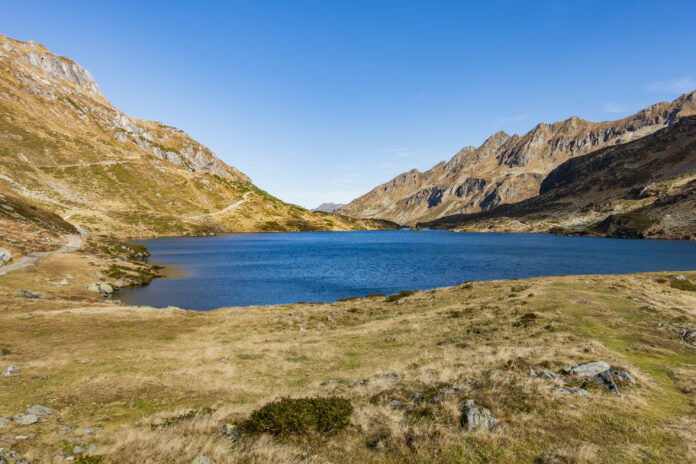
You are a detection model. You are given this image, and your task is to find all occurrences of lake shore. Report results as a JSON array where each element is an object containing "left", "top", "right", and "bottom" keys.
[{"left": 1, "top": 269, "right": 695, "bottom": 463}]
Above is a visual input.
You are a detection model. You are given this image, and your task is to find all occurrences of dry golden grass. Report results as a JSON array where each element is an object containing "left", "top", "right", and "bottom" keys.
[{"left": 0, "top": 271, "right": 695, "bottom": 463}]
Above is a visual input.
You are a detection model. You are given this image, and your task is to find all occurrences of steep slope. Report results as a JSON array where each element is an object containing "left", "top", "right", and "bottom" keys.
[
  {"left": 338, "top": 92, "right": 696, "bottom": 224},
  {"left": 424, "top": 115, "right": 696, "bottom": 239},
  {"left": 0, "top": 34, "right": 396, "bottom": 255}
]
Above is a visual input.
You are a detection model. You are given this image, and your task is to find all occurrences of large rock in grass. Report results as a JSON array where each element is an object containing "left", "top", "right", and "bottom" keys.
[
  {"left": 0, "top": 247, "right": 11, "bottom": 265},
  {"left": 460, "top": 400, "right": 497, "bottom": 431},
  {"left": 561, "top": 361, "right": 610, "bottom": 377}
]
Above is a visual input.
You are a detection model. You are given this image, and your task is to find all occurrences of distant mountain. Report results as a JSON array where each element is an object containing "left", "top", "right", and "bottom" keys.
[
  {"left": 0, "top": 34, "right": 396, "bottom": 259},
  {"left": 338, "top": 91, "right": 696, "bottom": 224},
  {"left": 313, "top": 203, "right": 345, "bottom": 213},
  {"left": 423, "top": 115, "right": 696, "bottom": 240}
]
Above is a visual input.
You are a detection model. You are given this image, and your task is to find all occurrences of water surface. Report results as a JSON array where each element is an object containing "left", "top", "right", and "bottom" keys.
[{"left": 119, "top": 230, "right": 696, "bottom": 310}]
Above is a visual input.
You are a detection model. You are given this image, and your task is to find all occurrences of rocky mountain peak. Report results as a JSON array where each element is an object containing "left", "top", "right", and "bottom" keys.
[
  {"left": 339, "top": 90, "right": 696, "bottom": 224},
  {"left": 1, "top": 35, "right": 102, "bottom": 98}
]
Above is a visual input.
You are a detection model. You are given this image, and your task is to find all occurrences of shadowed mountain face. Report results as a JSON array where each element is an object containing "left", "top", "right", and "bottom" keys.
[
  {"left": 424, "top": 115, "right": 696, "bottom": 240},
  {"left": 0, "top": 34, "right": 396, "bottom": 255},
  {"left": 338, "top": 91, "right": 696, "bottom": 224}
]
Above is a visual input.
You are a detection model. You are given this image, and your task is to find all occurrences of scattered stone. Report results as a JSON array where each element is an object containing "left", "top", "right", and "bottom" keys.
[
  {"left": 553, "top": 386, "right": 591, "bottom": 397},
  {"left": 396, "top": 299, "right": 405, "bottom": 305},
  {"left": 561, "top": 361, "right": 610, "bottom": 377},
  {"left": 460, "top": 399, "right": 497, "bottom": 431},
  {"left": 613, "top": 371, "right": 636, "bottom": 384},
  {"left": 589, "top": 370, "right": 621, "bottom": 396},
  {"left": 0, "top": 418, "right": 9, "bottom": 429},
  {"left": 425, "top": 369, "right": 436, "bottom": 375},
  {"left": 0, "top": 247, "right": 12, "bottom": 265},
  {"left": 538, "top": 370, "right": 557, "bottom": 379},
  {"left": 299, "top": 328, "right": 307, "bottom": 333},
  {"left": 219, "top": 423, "right": 239, "bottom": 441},
  {"left": 72, "top": 446, "right": 84, "bottom": 454},
  {"left": 26, "top": 405, "right": 52, "bottom": 417},
  {"left": 321, "top": 379, "right": 339, "bottom": 386},
  {"left": 57, "top": 424, "right": 71, "bottom": 434},
  {"left": 389, "top": 400, "right": 403, "bottom": 409},
  {"left": 672, "top": 275, "right": 686, "bottom": 281},
  {"left": 528, "top": 368, "right": 536, "bottom": 377},
  {"left": 326, "top": 316, "right": 334, "bottom": 322},
  {"left": 15, "top": 289, "right": 38, "bottom": 299},
  {"left": 11, "top": 413, "right": 38, "bottom": 425},
  {"left": 83, "top": 427, "right": 95, "bottom": 435},
  {"left": 354, "top": 378, "right": 367, "bottom": 385},
  {"left": 383, "top": 336, "right": 395, "bottom": 342},
  {"left": 87, "top": 283, "right": 113, "bottom": 294},
  {"left": 684, "top": 328, "right": 696, "bottom": 341},
  {"left": 190, "top": 457, "right": 213, "bottom": 464},
  {"left": 1, "top": 366, "right": 19, "bottom": 377},
  {"left": 87, "top": 444, "right": 97, "bottom": 454}
]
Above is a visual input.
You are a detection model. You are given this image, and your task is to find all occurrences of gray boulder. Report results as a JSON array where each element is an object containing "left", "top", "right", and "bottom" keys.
[
  {"left": 684, "top": 328, "right": 696, "bottom": 341},
  {"left": 190, "top": 457, "right": 214, "bottom": 464},
  {"left": 538, "top": 370, "right": 557, "bottom": 379},
  {"left": 0, "top": 247, "right": 11, "bottom": 265},
  {"left": 2, "top": 366, "right": 19, "bottom": 377},
  {"left": 613, "top": 371, "right": 636, "bottom": 384},
  {"left": 553, "top": 387, "right": 590, "bottom": 397},
  {"left": 590, "top": 370, "right": 622, "bottom": 396},
  {"left": 460, "top": 400, "right": 497, "bottom": 431},
  {"left": 0, "top": 417, "right": 9, "bottom": 429},
  {"left": 389, "top": 400, "right": 404, "bottom": 409},
  {"left": 15, "top": 289, "right": 39, "bottom": 299},
  {"left": 11, "top": 413, "right": 38, "bottom": 425},
  {"left": 562, "top": 361, "right": 610, "bottom": 377},
  {"left": 26, "top": 405, "right": 52, "bottom": 417}
]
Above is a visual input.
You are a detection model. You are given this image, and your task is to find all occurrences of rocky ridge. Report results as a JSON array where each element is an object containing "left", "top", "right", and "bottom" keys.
[
  {"left": 424, "top": 115, "right": 696, "bottom": 239},
  {"left": 338, "top": 91, "right": 696, "bottom": 224}
]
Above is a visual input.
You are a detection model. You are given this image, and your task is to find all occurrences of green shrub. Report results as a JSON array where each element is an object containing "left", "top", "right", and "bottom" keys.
[
  {"left": 386, "top": 290, "right": 415, "bottom": 302},
  {"left": 150, "top": 407, "right": 214, "bottom": 429},
  {"left": 241, "top": 397, "right": 353, "bottom": 435},
  {"left": 670, "top": 278, "right": 696, "bottom": 292},
  {"left": 74, "top": 455, "right": 105, "bottom": 464}
]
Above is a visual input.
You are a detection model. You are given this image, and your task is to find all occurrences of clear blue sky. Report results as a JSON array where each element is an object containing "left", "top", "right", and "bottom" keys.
[{"left": 2, "top": 1, "right": 695, "bottom": 208}]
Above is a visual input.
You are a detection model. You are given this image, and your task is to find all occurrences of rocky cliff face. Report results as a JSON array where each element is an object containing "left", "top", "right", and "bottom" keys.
[
  {"left": 338, "top": 91, "right": 696, "bottom": 224},
  {"left": 424, "top": 116, "right": 696, "bottom": 240},
  {"left": 0, "top": 34, "right": 396, "bottom": 246}
]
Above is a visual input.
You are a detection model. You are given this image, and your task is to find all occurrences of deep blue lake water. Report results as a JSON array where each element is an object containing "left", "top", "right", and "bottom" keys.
[{"left": 118, "top": 230, "right": 696, "bottom": 310}]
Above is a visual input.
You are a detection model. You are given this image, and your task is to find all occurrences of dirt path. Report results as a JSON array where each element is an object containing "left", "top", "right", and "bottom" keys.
[
  {"left": 0, "top": 219, "right": 84, "bottom": 276},
  {"left": 187, "top": 192, "right": 250, "bottom": 220}
]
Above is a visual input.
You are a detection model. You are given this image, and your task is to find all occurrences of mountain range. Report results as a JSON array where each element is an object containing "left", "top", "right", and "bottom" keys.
[{"left": 338, "top": 92, "right": 696, "bottom": 229}]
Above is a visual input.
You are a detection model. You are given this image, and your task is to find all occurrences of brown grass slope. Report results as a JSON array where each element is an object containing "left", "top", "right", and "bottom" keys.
[
  {"left": 423, "top": 115, "right": 696, "bottom": 240},
  {"left": 0, "top": 33, "right": 397, "bottom": 252},
  {"left": 338, "top": 91, "right": 696, "bottom": 225},
  {"left": 0, "top": 271, "right": 695, "bottom": 463}
]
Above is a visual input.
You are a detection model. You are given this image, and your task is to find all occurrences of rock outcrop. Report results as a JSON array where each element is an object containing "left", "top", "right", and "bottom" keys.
[
  {"left": 339, "top": 91, "right": 696, "bottom": 224},
  {"left": 425, "top": 115, "right": 696, "bottom": 240}
]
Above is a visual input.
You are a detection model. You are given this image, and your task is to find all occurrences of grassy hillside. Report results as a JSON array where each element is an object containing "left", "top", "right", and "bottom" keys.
[{"left": 0, "top": 270, "right": 695, "bottom": 462}]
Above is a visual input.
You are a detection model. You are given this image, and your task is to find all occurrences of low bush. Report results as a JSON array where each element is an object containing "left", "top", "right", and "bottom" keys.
[
  {"left": 241, "top": 397, "right": 353, "bottom": 435},
  {"left": 670, "top": 279, "right": 696, "bottom": 291},
  {"left": 386, "top": 290, "right": 415, "bottom": 302}
]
